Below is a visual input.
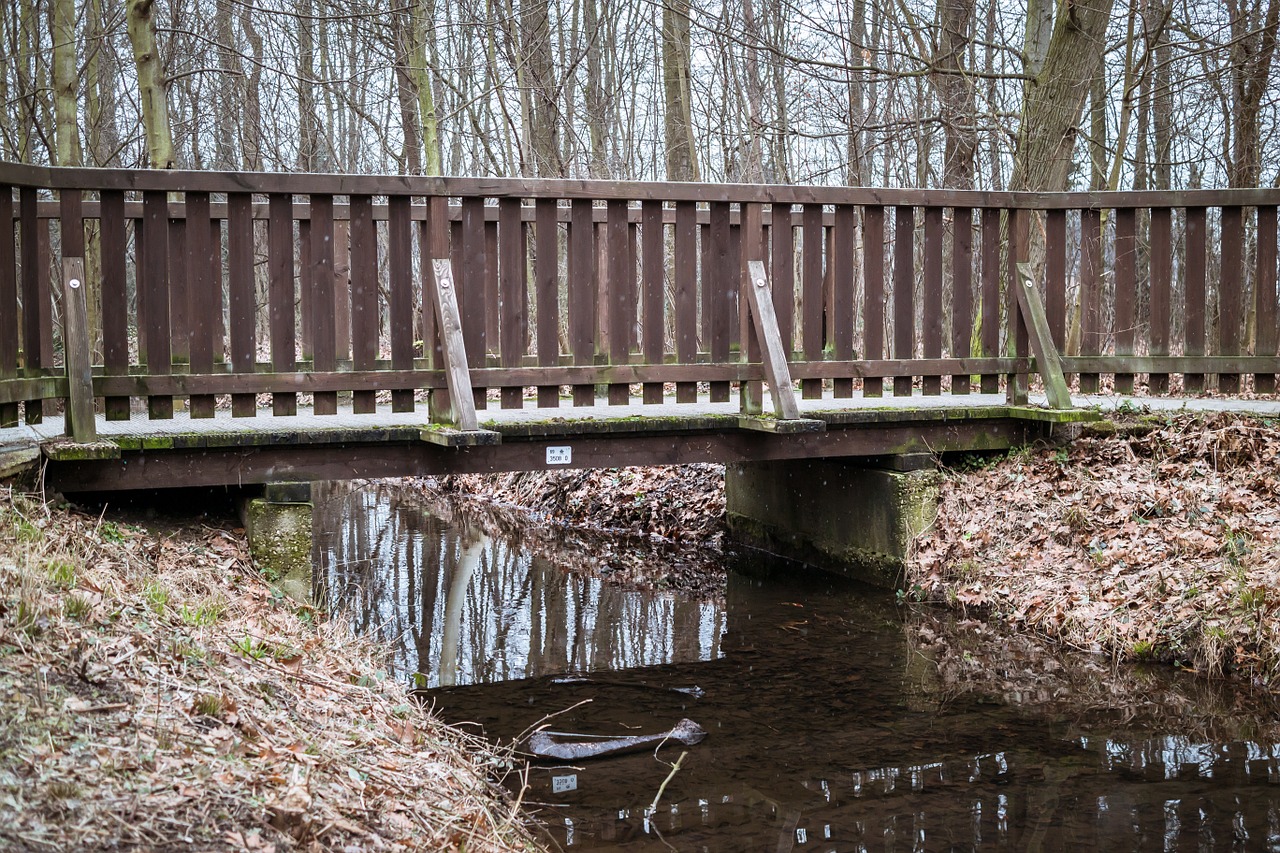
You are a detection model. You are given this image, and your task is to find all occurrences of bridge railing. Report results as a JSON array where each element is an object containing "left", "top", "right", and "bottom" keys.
[{"left": 1, "top": 162, "right": 1278, "bottom": 437}]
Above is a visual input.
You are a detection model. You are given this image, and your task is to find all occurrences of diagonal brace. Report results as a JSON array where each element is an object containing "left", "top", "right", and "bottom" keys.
[
  {"left": 1014, "top": 261, "right": 1072, "bottom": 410},
  {"left": 428, "top": 259, "right": 480, "bottom": 431},
  {"left": 742, "top": 260, "right": 801, "bottom": 419}
]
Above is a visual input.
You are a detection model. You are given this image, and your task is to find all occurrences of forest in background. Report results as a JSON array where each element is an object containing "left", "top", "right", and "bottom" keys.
[{"left": 2, "top": 0, "right": 1277, "bottom": 192}]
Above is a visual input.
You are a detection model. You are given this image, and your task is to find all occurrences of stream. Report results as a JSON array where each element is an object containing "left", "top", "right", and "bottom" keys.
[{"left": 315, "top": 480, "right": 1280, "bottom": 852}]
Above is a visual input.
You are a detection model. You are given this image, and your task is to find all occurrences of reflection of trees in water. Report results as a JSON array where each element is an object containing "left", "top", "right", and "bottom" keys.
[{"left": 314, "top": 482, "right": 725, "bottom": 686}]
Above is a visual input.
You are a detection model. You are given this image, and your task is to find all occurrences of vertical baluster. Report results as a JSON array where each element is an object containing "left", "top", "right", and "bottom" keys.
[
  {"left": 1114, "top": 207, "right": 1137, "bottom": 394},
  {"left": 168, "top": 216, "right": 188, "bottom": 379},
  {"left": 641, "top": 200, "right": 664, "bottom": 405},
  {"left": 771, "top": 203, "right": 795, "bottom": 362},
  {"left": 951, "top": 207, "right": 973, "bottom": 394},
  {"left": 299, "top": 217, "right": 312, "bottom": 362},
  {"left": 1148, "top": 207, "right": 1172, "bottom": 393},
  {"left": 227, "top": 193, "right": 255, "bottom": 417},
  {"left": 334, "top": 217, "right": 351, "bottom": 364},
  {"left": 350, "top": 194, "right": 378, "bottom": 414},
  {"left": 1184, "top": 207, "right": 1206, "bottom": 393},
  {"left": 1256, "top": 205, "right": 1277, "bottom": 394},
  {"left": 893, "top": 206, "right": 915, "bottom": 397},
  {"left": 832, "top": 204, "right": 856, "bottom": 398},
  {"left": 269, "top": 194, "right": 297, "bottom": 416},
  {"left": 979, "top": 208, "right": 1000, "bottom": 394},
  {"left": 498, "top": 197, "right": 525, "bottom": 409},
  {"left": 1007, "top": 209, "right": 1029, "bottom": 404},
  {"left": 801, "top": 203, "right": 825, "bottom": 398},
  {"left": 186, "top": 192, "right": 215, "bottom": 418},
  {"left": 142, "top": 191, "right": 173, "bottom": 419},
  {"left": 59, "top": 188, "right": 88, "bottom": 426},
  {"left": 1218, "top": 205, "right": 1243, "bottom": 393},
  {"left": 20, "top": 188, "right": 48, "bottom": 422},
  {"left": 922, "top": 206, "right": 943, "bottom": 395},
  {"left": 0, "top": 185, "right": 16, "bottom": 427},
  {"left": 674, "top": 201, "right": 698, "bottom": 403},
  {"left": 740, "top": 202, "right": 765, "bottom": 414},
  {"left": 1079, "top": 207, "right": 1103, "bottom": 394},
  {"left": 310, "top": 194, "right": 337, "bottom": 415},
  {"left": 863, "top": 205, "right": 885, "bottom": 398},
  {"left": 708, "top": 201, "right": 731, "bottom": 403},
  {"left": 460, "top": 197, "right": 488, "bottom": 409},
  {"left": 606, "top": 199, "right": 630, "bottom": 405},
  {"left": 569, "top": 199, "right": 595, "bottom": 406},
  {"left": 485, "top": 217, "right": 499, "bottom": 360},
  {"left": 388, "top": 195, "right": 415, "bottom": 413},
  {"left": 423, "top": 197, "right": 450, "bottom": 420},
  {"left": 1045, "top": 209, "right": 1067, "bottom": 351}
]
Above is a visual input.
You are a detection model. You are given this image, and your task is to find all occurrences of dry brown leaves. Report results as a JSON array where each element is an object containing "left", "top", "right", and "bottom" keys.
[
  {"left": 911, "top": 412, "right": 1280, "bottom": 685},
  {"left": 422, "top": 466, "right": 728, "bottom": 597},
  {"left": 0, "top": 489, "right": 539, "bottom": 851}
]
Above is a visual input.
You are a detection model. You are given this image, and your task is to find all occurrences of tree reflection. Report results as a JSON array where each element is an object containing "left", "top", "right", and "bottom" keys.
[{"left": 314, "top": 481, "right": 725, "bottom": 687}]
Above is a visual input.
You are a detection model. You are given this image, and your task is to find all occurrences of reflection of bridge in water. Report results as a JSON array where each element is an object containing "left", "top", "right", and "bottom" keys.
[{"left": 314, "top": 481, "right": 724, "bottom": 687}]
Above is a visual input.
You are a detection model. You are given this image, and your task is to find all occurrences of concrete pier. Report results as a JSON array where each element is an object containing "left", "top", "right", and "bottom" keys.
[
  {"left": 726, "top": 457, "right": 941, "bottom": 588},
  {"left": 241, "top": 482, "right": 314, "bottom": 603}
]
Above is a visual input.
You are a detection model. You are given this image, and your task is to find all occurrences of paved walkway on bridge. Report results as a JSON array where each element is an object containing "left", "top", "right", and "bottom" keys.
[{"left": 1, "top": 391, "right": 1275, "bottom": 473}]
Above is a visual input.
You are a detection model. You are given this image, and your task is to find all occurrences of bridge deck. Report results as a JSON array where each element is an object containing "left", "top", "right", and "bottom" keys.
[{"left": 0, "top": 390, "right": 1107, "bottom": 492}]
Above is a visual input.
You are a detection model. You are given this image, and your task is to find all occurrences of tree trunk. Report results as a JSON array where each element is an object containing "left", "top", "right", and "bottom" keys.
[
  {"left": 1010, "top": 0, "right": 1115, "bottom": 192},
  {"left": 125, "top": 0, "right": 175, "bottom": 169},
  {"left": 523, "top": 0, "right": 563, "bottom": 177},
  {"left": 932, "top": 0, "right": 977, "bottom": 189},
  {"left": 51, "top": 0, "right": 81, "bottom": 167},
  {"left": 662, "top": 0, "right": 698, "bottom": 181}
]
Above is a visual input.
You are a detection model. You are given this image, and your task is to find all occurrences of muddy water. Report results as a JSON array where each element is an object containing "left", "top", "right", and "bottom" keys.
[{"left": 316, "top": 482, "right": 1280, "bottom": 852}]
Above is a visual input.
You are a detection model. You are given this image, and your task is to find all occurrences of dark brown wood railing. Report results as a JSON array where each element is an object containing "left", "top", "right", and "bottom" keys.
[{"left": 1, "top": 163, "right": 1278, "bottom": 441}]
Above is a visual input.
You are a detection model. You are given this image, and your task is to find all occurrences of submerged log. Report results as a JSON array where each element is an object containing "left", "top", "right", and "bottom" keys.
[{"left": 525, "top": 718, "right": 707, "bottom": 761}]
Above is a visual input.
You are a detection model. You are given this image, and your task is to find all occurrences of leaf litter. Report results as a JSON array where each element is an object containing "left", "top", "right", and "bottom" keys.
[
  {"left": 911, "top": 412, "right": 1280, "bottom": 686},
  {"left": 0, "top": 487, "right": 539, "bottom": 851}
]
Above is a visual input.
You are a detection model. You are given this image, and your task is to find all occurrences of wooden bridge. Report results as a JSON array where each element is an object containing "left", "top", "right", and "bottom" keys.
[{"left": 0, "top": 162, "right": 1276, "bottom": 493}]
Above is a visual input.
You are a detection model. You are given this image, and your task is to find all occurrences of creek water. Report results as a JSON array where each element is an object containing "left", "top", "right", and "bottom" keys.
[{"left": 315, "top": 481, "right": 1280, "bottom": 852}]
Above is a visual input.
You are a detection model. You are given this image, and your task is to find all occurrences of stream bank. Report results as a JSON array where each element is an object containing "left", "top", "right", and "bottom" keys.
[{"left": 0, "top": 487, "right": 538, "bottom": 851}]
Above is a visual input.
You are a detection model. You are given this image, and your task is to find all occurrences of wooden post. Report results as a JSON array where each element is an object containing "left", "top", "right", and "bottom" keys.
[
  {"left": 1013, "top": 262, "right": 1072, "bottom": 410},
  {"left": 429, "top": 260, "right": 479, "bottom": 431},
  {"left": 742, "top": 260, "right": 801, "bottom": 420},
  {"left": 62, "top": 257, "right": 97, "bottom": 442}
]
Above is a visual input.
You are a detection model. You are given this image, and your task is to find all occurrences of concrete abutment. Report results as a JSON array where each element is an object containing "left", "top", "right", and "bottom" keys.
[
  {"left": 726, "top": 457, "right": 942, "bottom": 588},
  {"left": 239, "top": 482, "right": 314, "bottom": 603}
]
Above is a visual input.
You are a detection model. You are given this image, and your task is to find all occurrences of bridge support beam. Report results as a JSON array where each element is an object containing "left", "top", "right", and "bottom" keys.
[
  {"left": 240, "top": 482, "right": 314, "bottom": 604},
  {"left": 725, "top": 457, "right": 941, "bottom": 588}
]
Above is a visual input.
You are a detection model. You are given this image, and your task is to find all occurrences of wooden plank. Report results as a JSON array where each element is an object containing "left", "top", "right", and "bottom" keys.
[
  {"left": 801, "top": 203, "right": 824, "bottom": 398},
  {"left": 1064, "top": 355, "right": 1280, "bottom": 374},
  {"left": 310, "top": 194, "right": 338, "bottom": 415},
  {"left": 1014, "top": 262, "right": 1071, "bottom": 408},
  {"left": 60, "top": 257, "right": 96, "bottom": 441},
  {"left": 1113, "top": 207, "right": 1137, "bottom": 394},
  {"left": 168, "top": 218, "right": 189, "bottom": 369},
  {"left": 268, "top": 194, "right": 297, "bottom": 416},
  {"left": 20, "top": 187, "right": 47, "bottom": 422},
  {"left": 499, "top": 197, "right": 525, "bottom": 408},
  {"left": 1148, "top": 206, "right": 1172, "bottom": 393},
  {"left": 1256, "top": 205, "right": 1278, "bottom": 393},
  {"left": 771, "top": 202, "right": 795, "bottom": 359},
  {"left": 227, "top": 193, "right": 255, "bottom": 417},
  {"left": 568, "top": 199, "right": 595, "bottom": 406},
  {"left": 299, "top": 219, "right": 312, "bottom": 361},
  {"left": 863, "top": 205, "right": 885, "bottom": 397},
  {"left": 350, "top": 194, "right": 378, "bottom": 413},
  {"left": 979, "top": 208, "right": 1000, "bottom": 394},
  {"left": 708, "top": 202, "right": 731, "bottom": 402},
  {"left": 1007, "top": 209, "right": 1029, "bottom": 404},
  {"left": 58, "top": 190, "right": 87, "bottom": 422},
  {"left": 1184, "top": 206, "right": 1206, "bottom": 393},
  {"left": 142, "top": 191, "right": 173, "bottom": 419},
  {"left": 460, "top": 197, "right": 487, "bottom": 409},
  {"left": 334, "top": 219, "right": 352, "bottom": 362},
  {"left": 607, "top": 199, "right": 631, "bottom": 404},
  {"left": 485, "top": 219, "right": 499, "bottom": 358},
  {"left": 0, "top": 185, "right": 16, "bottom": 427},
  {"left": 389, "top": 195, "right": 415, "bottom": 413},
  {"left": 185, "top": 192, "right": 215, "bottom": 418},
  {"left": 922, "top": 206, "right": 943, "bottom": 395},
  {"left": 893, "top": 206, "right": 915, "bottom": 396},
  {"left": 1079, "top": 207, "right": 1102, "bottom": 393},
  {"left": 744, "top": 260, "right": 800, "bottom": 419},
  {"left": 641, "top": 199, "right": 664, "bottom": 404},
  {"left": 832, "top": 204, "right": 855, "bottom": 397},
  {"left": 1218, "top": 205, "right": 1243, "bottom": 393},
  {"left": 533, "top": 198, "right": 560, "bottom": 407},
  {"left": 1045, "top": 208, "right": 1066, "bottom": 351},
  {"left": 423, "top": 198, "right": 449, "bottom": 420},
  {"left": 950, "top": 207, "right": 973, "bottom": 394},
  {"left": 739, "top": 203, "right": 766, "bottom": 414},
  {"left": 674, "top": 201, "right": 697, "bottom": 403},
  {"left": 429, "top": 260, "right": 479, "bottom": 431}
]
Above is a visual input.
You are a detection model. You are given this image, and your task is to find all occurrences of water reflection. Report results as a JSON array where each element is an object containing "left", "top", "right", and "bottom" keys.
[
  {"left": 315, "top": 480, "right": 1280, "bottom": 851},
  {"left": 313, "top": 482, "right": 725, "bottom": 687}
]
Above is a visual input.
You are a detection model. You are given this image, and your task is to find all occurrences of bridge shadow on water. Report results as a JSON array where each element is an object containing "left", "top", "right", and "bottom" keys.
[{"left": 315, "top": 480, "right": 1280, "bottom": 852}]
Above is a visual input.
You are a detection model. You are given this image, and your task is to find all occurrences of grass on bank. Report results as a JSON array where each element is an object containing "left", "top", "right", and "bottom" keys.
[{"left": 0, "top": 487, "right": 538, "bottom": 851}]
